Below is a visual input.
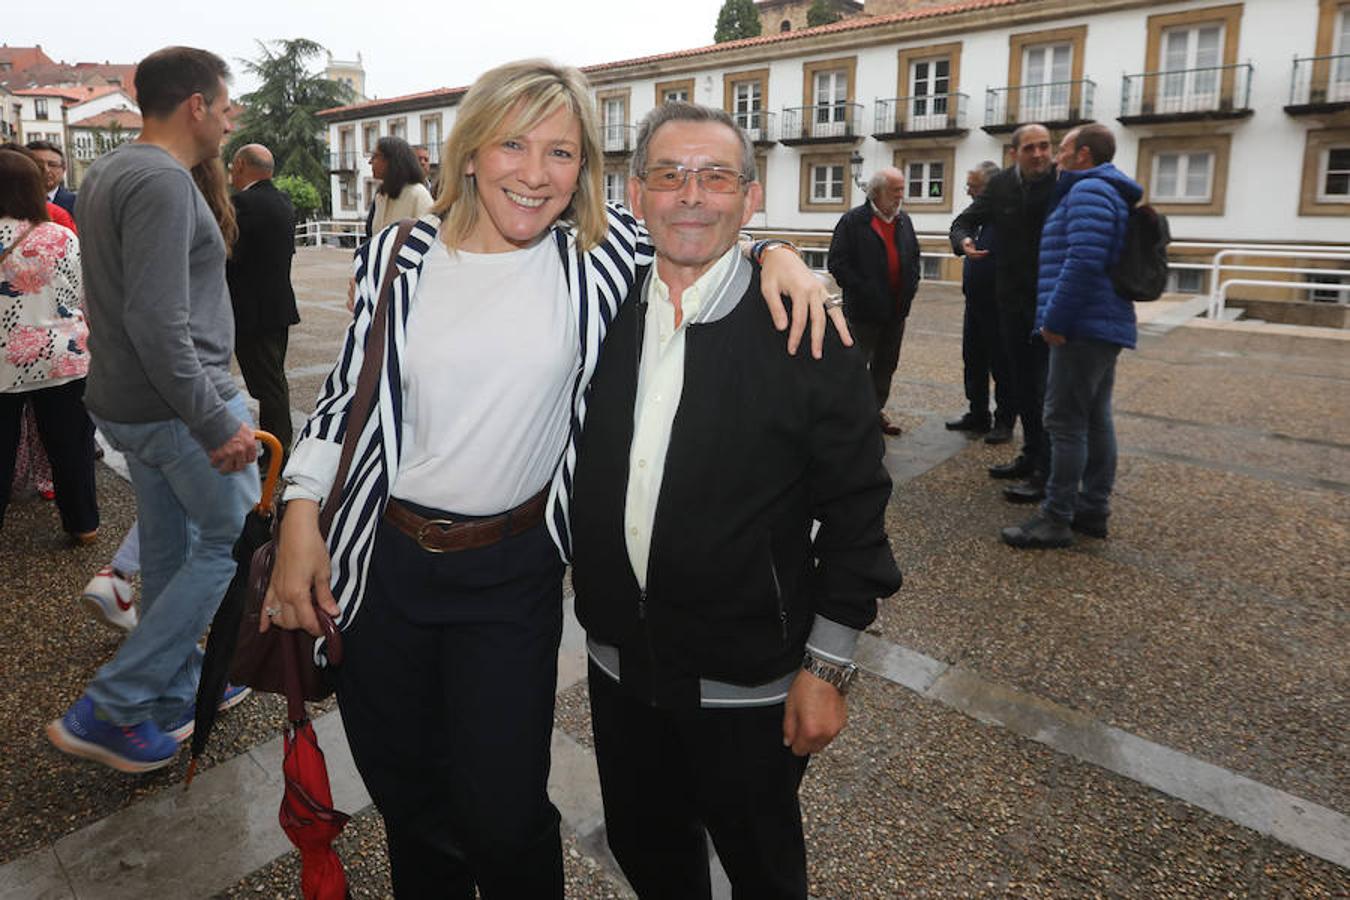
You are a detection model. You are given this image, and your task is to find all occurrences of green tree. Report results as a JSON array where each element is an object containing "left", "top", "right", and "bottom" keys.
[
  {"left": 225, "top": 38, "right": 352, "bottom": 214},
  {"left": 715, "top": 0, "right": 762, "bottom": 42},
  {"left": 807, "top": 0, "right": 843, "bottom": 27},
  {"left": 274, "top": 173, "right": 322, "bottom": 221}
]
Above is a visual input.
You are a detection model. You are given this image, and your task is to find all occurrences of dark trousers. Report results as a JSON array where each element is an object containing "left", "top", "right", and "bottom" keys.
[
  {"left": 589, "top": 664, "right": 811, "bottom": 900},
  {"left": 998, "top": 304, "right": 1050, "bottom": 475},
  {"left": 0, "top": 378, "right": 98, "bottom": 533},
  {"left": 234, "top": 328, "right": 292, "bottom": 454},
  {"left": 962, "top": 294, "right": 1013, "bottom": 427},
  {"left": 336, "top": 514, "right": 565, "bottom": 899},
  {"left": 850, "top": 316, "right": 907, "bottom": 410}
]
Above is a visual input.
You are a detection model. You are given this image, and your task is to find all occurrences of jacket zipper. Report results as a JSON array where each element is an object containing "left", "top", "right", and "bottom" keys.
[{"left": 769, "top": 554, "right": 787, "bottom": 640}]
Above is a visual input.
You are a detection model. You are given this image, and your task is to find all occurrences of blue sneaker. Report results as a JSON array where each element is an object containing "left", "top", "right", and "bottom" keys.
[
  {"left": 46, "top": 695, "right": 179, "bottom": 773},
  {"left": 163, "top": 683, "right": 253, "bottom": 744}
]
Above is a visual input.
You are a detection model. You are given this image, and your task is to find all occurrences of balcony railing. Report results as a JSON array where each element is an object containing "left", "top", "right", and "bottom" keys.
[
  {"left": 873, "top": 93, "right": 969, "bottom": 138},
  {"left": 732, "top": 109, "right": 777, "bottom": 144},
  {"left": 329, "top": 150, "right": 359, "bottom": 172},
  {"left": 780, "top": 104, "right": 864, "bottom": 145},
  {"left": 983, "top": 80, "right": 1095, "bottom": 132},
  {"left": 1119, "top": 63, "right": 1253, "bottom": 122},
  {"left": 1287, "top": 54, "right": 1350, "bottom": 110},
  {"left": 601, "top": 123, "right": 636, "bottom": 154}
]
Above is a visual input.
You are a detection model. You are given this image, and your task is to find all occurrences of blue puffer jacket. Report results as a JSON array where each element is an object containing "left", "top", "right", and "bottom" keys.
[{"left": 1035, "top": 163, "right": 1143, "bottom": 349}]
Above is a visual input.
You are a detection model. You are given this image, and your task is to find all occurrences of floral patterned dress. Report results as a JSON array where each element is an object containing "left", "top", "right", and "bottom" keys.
[{"left": 1, "top": 218, "right": 87, "bottom": 499}]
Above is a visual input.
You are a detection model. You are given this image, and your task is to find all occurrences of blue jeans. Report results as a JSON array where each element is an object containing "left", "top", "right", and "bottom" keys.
[
  {"left": 1041, "top": 339, "right": 1122, "bottom": 524},
  {"left": 87, "top": 395, "right": 259, "bottom": 726}
]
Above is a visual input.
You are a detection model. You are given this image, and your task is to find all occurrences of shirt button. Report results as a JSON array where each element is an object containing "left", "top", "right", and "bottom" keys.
[
  {"left": 629, "top": 526, "right": 639, "bottom": 536},
  {"left": 653, "top": 395, "right": 662, "bottom": 403},
  {"left": 638, "top": 459, "right": 646, "bottom": 468}
]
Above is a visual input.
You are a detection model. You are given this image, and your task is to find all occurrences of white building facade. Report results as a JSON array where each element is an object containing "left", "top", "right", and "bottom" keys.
[{"left": 318, "top": 0, "right": 1350, "bottom": 292}]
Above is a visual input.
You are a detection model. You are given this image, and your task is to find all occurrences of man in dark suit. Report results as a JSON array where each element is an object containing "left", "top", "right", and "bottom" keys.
[
  {"left": 949, "top": 123, "right": 1058, "bottom": 503},
  {"left": 227, "top": 143, "right": 300, "bottom": 454},
  {"left": 827, "top": 167, "right": 921, "bottom": 437},
  {"left": 27, "top": 140, "right": 77, "bottom": 214}
]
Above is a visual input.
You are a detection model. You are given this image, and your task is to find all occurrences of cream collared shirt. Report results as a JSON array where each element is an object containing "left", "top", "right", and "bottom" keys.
[{"left": 623, "top": 245, "right": 738, "bottom": 589}]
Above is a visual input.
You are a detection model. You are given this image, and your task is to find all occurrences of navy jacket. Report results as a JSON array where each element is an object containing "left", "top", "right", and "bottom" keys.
[
  {"left": 962, "top": 221, "right": 996, "bottom": 306},
  {"left": 226, "top": 180, "right": 299, "bottom": 334},
  {"left": 827, "top": 202, "right": 921, "bottom": 325},
  {"left": 1035, "top": 163, "right": 1142, "bottom": 349},
  {"left": 51, "top": 185, "right": 77, "bottom": 215}
]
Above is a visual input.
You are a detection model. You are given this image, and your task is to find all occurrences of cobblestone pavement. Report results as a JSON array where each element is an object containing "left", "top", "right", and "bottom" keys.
[{"left": 2, "top": 248, "right": 1346, "bottom": 898}]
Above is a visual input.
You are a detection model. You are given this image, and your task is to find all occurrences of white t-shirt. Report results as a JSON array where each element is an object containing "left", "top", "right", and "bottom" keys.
[{"left": 392, "top": 237, "right": 577, "bottom": 515}]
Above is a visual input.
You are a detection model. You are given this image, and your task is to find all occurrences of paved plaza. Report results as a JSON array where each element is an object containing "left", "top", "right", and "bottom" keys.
[{"left": 2, "top": 247, "right": 1347, "bottom": 898}]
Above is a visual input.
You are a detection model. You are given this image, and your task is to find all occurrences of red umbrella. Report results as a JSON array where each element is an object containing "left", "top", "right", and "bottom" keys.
[{"left": 277, "top": 615, "right": 350, "bottom": 900}]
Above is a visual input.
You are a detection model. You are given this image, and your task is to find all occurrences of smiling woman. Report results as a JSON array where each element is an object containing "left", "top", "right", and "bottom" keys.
[{"left": 266, "top": 57, "right": 838, "bottom": 899}]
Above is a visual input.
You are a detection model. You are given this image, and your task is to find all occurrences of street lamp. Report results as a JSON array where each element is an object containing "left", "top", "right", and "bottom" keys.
[{"left": 849, "top": 149, "right": 865, "bottom": 190}]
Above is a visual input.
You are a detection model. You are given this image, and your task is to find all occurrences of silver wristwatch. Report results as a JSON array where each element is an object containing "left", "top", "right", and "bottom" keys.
[{"left": 802, "top": 652, "right": 858, "bottom": 695}]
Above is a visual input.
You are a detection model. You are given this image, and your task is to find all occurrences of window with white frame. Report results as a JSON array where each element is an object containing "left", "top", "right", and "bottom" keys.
[
  {"left": 388, "top": 119, "right": 405, "bottom": 139},
  {"left": 661, "top": 87, "right": 689, "bottom": 103},
  {"left": 34, "top": 98, "right": 48, "bottom": 120},
  {"left": 1021, "top": 43, "right": 1072, "bottom": 121},
  {"left": 1151, "top": 151, "right": 1214, "bottom": 203},
  {"left": 732, "top": 80, "right": 763, "bottom": 137},
  {"left": 1334, "top": 6, "right": 1350, "bottom": 102},
  {"left": 921, "top": 257, "right": 943, "bottom": 280},
  {"left": 905, "top": 160, "right": 945, "bottom": 203},
  {"left": 801, "top": 248, "right": 828, "bottom": 270},
  {"left": 909, "top": 58, "right": 950, "bottom": 129},
  {"left": 340, "top": 177, "right": 356, "bottom": 211},
  {"left": 1319, "top": 146, "right": 1350, "bottom": 200},
  {"left": 811, "top": 164, "right": 845, "bottom": 203},
  {"left": 812, "top": 70, "right": 849, "bottom": 137},
  {"left": 363, "top": 123, "right": 379, "bottom": 152},
  {"left": 603, "top": 171, "right": 626, "bottom": 205},
  {"left": 1306, "top": 273, "right": 1347, "bottom": 302},
  {"left": 422, "top": 117, "right": 441, "bottom": 154},
  {"left": 601, "top": 96, "right": 627, "bottom": 152},
  {"left": 1160, "top": 24, "right": 1225, "bottom": 112}
]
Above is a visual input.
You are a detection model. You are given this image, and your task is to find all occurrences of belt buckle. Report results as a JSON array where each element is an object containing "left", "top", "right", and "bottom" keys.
[{"left": 416, "top": 518, "right": 456, "bottom": 553}]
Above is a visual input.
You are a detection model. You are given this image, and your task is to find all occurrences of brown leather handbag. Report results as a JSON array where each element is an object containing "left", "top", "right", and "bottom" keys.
[{"left": 231, "top": 220, "right": 417, "bottom": 700}]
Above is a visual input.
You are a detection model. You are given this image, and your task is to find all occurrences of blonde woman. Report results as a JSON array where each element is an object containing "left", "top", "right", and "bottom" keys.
[{"left": 267, "top": 59, "right": 841, "bottom": 897}]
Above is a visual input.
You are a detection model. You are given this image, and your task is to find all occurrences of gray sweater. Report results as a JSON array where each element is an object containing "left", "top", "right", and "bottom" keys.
[{"left": 77, "top": 143, "right": 240, "bottom": 450}]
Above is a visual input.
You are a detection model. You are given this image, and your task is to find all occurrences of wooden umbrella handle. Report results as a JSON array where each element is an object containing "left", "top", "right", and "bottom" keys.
[{"left": 255, "top": 431, "right": 285, "bottom": 513}]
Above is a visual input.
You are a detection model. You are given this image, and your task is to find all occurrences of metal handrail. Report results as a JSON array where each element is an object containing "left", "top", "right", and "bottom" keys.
[
  {"left": 732, "top": 110, "right": 777, "bottom": 142},
  {"left": 294, "top": 219, "right": 366, "bottom": 247},
  {"left": 600, "top": 124, "right": 635, "bottom": 153},
  {"left": 873, "top": 94, "right": 969, "bottom": 135},
  {"left": 1208, "top": 249, "right": 1350, "bottom": 318},
  {"left": 1120, "top": 62, "right": 1253, "bottom": 117},
  {"left": 1288, "top": 53, "right": 1350, "bottom": 106},
  {"left": 984, "top": 79, "right": 1095, "bottom": 127}
]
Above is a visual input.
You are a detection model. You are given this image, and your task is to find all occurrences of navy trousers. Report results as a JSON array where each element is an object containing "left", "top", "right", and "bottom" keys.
[{"left": 336, "top": 513, "right": 565, "bottom": 899}]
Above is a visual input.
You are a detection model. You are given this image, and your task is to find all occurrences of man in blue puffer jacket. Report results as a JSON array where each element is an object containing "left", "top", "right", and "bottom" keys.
[{"left": 1002, "top": 123, "right": 1141, "bottom": 549}]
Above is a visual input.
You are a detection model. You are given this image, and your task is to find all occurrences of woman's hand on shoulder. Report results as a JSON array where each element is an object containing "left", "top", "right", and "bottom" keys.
[
  {"left": 758, "top": 244, "right": 853, "bottom": 359},
  {"left": 260, "top": 500, "right": 339, "bottom": 637}
]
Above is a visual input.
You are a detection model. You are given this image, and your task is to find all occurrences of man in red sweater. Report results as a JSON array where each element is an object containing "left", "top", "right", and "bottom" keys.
[{"left": 827, "top": 167, "right": 921, "bottom": 436}]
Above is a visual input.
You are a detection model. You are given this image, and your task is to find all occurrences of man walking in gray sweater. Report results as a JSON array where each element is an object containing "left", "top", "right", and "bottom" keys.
[{"left": 47, "top": 46, "right": 260, "bottom": 773}]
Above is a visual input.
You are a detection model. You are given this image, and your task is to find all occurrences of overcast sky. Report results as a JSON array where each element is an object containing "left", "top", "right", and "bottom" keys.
[{"left": 6, "top": 1, "right": 741, "bottom": 100}]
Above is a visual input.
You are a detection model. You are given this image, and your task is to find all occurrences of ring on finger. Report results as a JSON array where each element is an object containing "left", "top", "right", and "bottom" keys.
[
  {"left": 266, "top": 606, "right": 282, "bottom": 618},
  {"left": 824, "top": 294, "right": 844, "bottom": 310}
]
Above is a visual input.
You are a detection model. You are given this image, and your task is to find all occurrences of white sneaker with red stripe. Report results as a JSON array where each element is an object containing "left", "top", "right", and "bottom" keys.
[{"left": 80, "top": 566, "right": 138, "bottom": 632}]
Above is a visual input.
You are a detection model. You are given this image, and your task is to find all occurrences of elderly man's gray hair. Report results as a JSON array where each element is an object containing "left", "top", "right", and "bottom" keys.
[
  {"left": 970, "top": 160, "right": 1001, "bottom": 182},
  {"left": 865, "top": 169, "right": 901, "bottom": 200},
  {"left": 630, "top": 101, "right": 757, "bottom": 183}
]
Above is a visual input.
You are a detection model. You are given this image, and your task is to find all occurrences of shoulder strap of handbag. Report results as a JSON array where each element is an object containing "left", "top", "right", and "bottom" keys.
[
  {"left": 0, "top": 225, "right": 37, "bottom": 269},
  {"left": 317, "top": 218, "right": 416, "bottom": 538}
]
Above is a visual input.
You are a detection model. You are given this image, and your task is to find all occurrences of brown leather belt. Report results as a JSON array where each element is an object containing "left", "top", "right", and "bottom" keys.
[{"left": 384, "top": 490, "right": 549, "bottom": 553}]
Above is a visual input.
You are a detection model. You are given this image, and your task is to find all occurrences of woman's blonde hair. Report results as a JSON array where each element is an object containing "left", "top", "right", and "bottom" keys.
[{"left": 432, "top": 59, "right": 606, "bottom": 251}]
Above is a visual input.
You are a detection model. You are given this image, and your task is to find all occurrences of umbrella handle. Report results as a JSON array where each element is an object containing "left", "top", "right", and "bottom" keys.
[{"left": 255, "top": 431, "right": 285, "bottom": 513}]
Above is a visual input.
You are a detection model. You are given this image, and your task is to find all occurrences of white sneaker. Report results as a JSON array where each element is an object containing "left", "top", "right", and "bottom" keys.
[{"left": 80, "top": 566, "right": 138, "bottom": 632}]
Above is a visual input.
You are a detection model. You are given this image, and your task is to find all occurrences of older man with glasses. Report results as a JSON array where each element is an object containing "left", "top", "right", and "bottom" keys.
[
  {"left": 569, "top": 101, "right": 901, "bottom": 899},
  {"left": 26, "top": 140, "right": 77, "bottom": 215}
]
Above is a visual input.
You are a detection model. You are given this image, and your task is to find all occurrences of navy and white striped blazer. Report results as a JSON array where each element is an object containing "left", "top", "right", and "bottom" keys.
[{"left": 285, "top": 206, "right": 652, "bottom": 638}]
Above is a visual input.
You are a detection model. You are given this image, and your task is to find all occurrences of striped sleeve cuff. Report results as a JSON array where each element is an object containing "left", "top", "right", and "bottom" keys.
[{"left": 805, "top": 615, "right": 861, "bottom": 666}]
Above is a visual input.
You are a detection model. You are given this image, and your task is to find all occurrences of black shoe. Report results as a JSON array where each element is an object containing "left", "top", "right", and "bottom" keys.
[
  {"left": 1003, "top": 478, "right": 1046, "bottom": 504},
  {"left": 945, "top": 413, "right": 991, "bottom": 433},
  {"left": 1071, "top": 512, "right": 1109, "bottom": 539},
  {"left": 988, "top": 454, "right": 1033, "bottom": 480},
  {"left": 1001, "top": 513, "right": 1072, "bottom": 549},
  {"left": 984, "top": 423, "right": 1013, "bottom": 445}
]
